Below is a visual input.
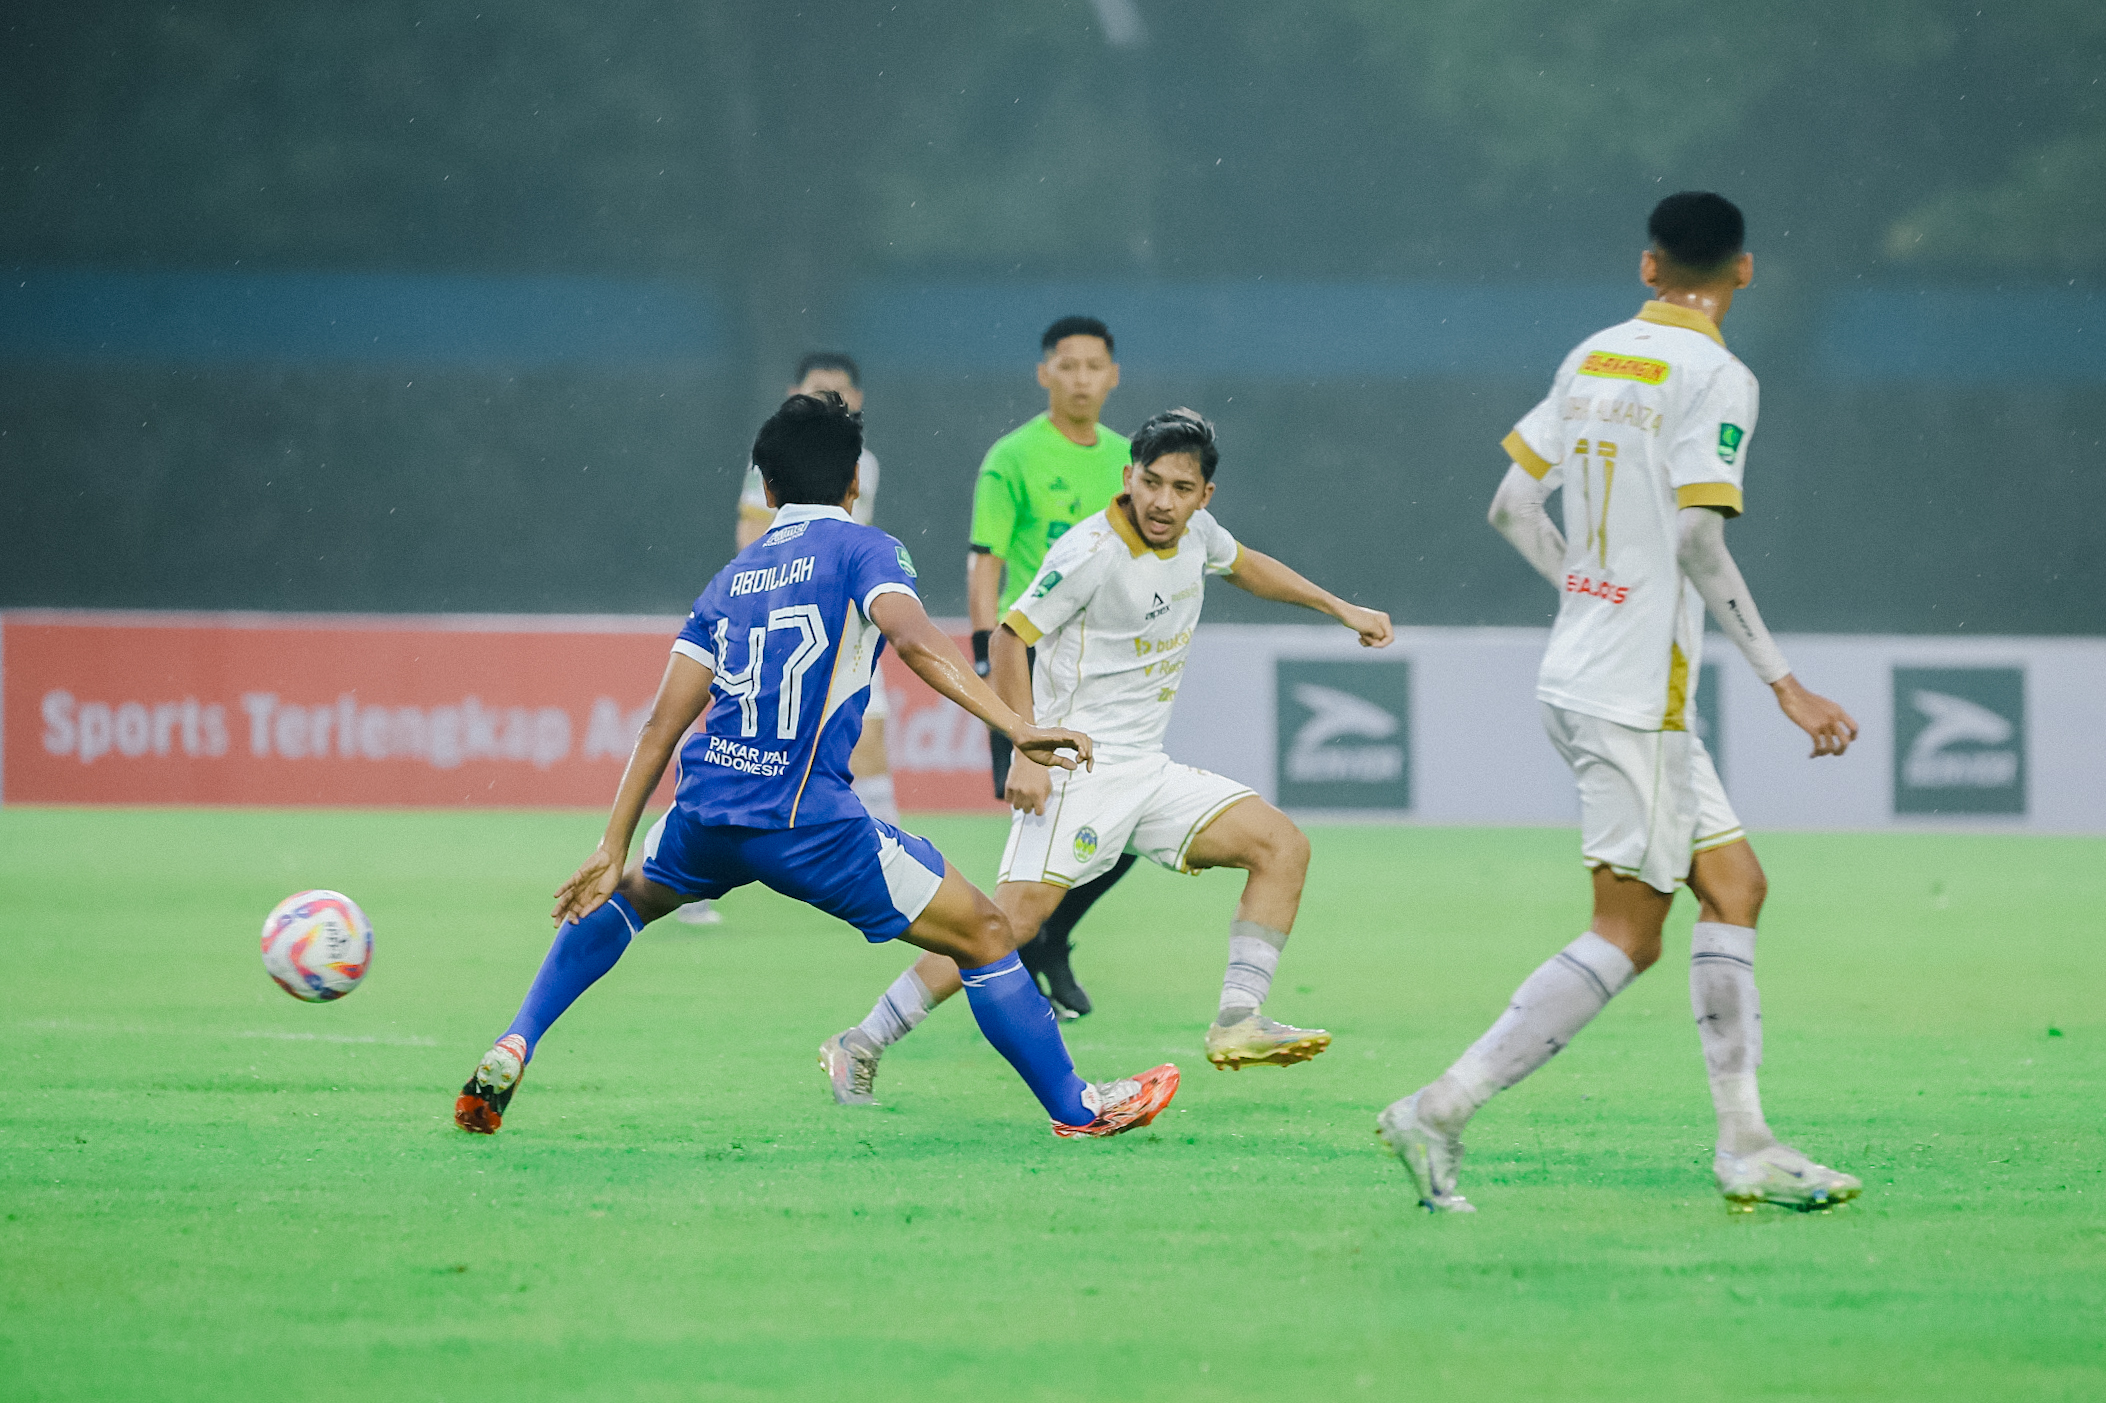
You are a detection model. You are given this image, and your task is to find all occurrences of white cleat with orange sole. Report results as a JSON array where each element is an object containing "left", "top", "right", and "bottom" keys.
[{"left": 1052, "top": 1065, "right": 1181, "bottom": 1138}]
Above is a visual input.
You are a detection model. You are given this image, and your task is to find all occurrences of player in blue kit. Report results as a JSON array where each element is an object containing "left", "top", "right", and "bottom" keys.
[{"left": 453, "top": 392, "right": 1179, "bottom": 1139}]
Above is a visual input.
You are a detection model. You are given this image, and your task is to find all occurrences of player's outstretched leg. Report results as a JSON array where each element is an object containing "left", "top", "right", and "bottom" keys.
[
  {"left": 1379, "top": 869, "right": 1656, "bottom": 1210},
  {"left": 456, "top": 881, "right": 677, "bottom": 1134},
  {"left": 1688, "top": 842, "right": 1860, "bottom": 1211},
  {"left": 1180, "top": 798, "right": 1331, "bottom": 1071},
  {"left": 820, "top": 963, "right": 933, "bottom": 1105},
  {"left": 901, "top": 864, "right": 1177, "bottom": 1137},
  {"left": 1017, "top": 852, "right": 1138, "bottom": 1017}
]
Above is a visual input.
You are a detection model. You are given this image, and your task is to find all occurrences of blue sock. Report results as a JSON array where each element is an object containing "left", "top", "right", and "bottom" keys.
[
  {"left": 502, "top": 894, "right": 642, "bottom": 1062},
  {"left": 959, "top": 952, "right": 1092, "bottom": 1125}
]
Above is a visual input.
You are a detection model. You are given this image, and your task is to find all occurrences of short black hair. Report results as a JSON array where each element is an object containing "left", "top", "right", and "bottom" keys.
[
  {"left": 1040, "top": 315, "right": 1114, "bottom": 357},
  {"left": 794, "top": 351, "right": 860, "bottom": 387},
  {"left": 752, "top": 391, "right": 863, "bottom": 507},
  {"left": 1129, "top": 407, "right": 1219, "bottom": 481},
  {"left": 1648, "top": 192, "right": 1746, "bottom": 279}
]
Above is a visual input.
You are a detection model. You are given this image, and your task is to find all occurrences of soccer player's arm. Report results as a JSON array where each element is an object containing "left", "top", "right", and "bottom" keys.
[
  {"left": 856, "top": 540, "right": 1092, "bottom": 773},
  {"left": 1215, "top": 517, "right": 1393, "bottom": 648},
  {"left": 552, "top": 631, "right": 717, "bottom": 926},
  {"left": 966, "top": 450, "right": 1020, "bottom": 651},
  {"left": 735, "top": 464, "right": 773, "bottom": 549},
  {"left": 1490, "top": 393, "right": 1568, "bottom": 585},
  {"left": 1670, "top": 372, "right": 1856, "bottom": 758},
  {"left": 989, "top": 551, "right": 1090, "bottom": 813}
]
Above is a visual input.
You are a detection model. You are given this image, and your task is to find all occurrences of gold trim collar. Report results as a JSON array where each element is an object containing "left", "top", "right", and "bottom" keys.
[
  {"left": 1108, "top": 495, "right": 1182, "bottom": 559},
  {"left": 1637, "top": 300, "right": 1726, "bottom": 348}
]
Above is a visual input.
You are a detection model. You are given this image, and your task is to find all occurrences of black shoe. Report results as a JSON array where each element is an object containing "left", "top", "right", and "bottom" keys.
[
  {"left": 1019, "top": 926, "right": 1092, "bottom": 1017},
  {"left": 1022, "top": 937, "right": 1091, "bottom": 1019},
  {"left": 1041, "top": 952, "right": 1093, "bottom": 1018}
]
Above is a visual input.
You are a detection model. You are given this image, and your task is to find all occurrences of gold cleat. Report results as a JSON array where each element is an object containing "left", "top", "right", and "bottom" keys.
[{"left": 1205, "top": 1013, "right": 1332, "bottom": 1070}]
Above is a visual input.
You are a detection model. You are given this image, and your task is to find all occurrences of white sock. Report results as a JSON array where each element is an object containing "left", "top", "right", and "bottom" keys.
[
  {"left": 856, "top": 967, "right": 933, "bottom": 1048},
  {"left": 854, "top": 773, "right": 900, "bottom": 825},
  {"left": 1691, "top": 921, "right": 1775, "bottom": 1157},
  {"left": 1419, "top": 931, "right": 1636, "bottom": 1134},
  {"left": 1217, "top": 919, "right": 1287, "bottom": 1024}
]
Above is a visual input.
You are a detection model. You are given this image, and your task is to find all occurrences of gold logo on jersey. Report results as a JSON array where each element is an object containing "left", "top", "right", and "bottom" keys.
[{"left": 1578, "top": 352, "right": 1670, "bottom": 386}]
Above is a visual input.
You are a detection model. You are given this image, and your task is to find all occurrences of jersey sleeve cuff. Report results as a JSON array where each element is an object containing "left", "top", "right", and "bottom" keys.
[
  {"left": 1501, "top": 430, "right": 1555, "bottom": 480},
  {"left": 861, "top": 581, "right": 919, "bottom": 617},
  {"left": 1676, "top": 482, "right": 1745, "bottom": 516},
  {"left": 1000, "top": 609, "right": 1044, "bottom": 647},
  {"left": 671, "top": 639, "right": 717, "bottom": 671}
]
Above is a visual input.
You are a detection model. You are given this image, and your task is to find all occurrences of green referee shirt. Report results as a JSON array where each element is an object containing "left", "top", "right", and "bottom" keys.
[{"left": 969, "top": 414, "right": 1131, "bottom": 614}]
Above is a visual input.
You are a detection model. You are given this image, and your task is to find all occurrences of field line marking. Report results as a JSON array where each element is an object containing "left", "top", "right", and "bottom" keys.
[{"left": 16, "top": 1017, "right": 438, "bottom": 1048}]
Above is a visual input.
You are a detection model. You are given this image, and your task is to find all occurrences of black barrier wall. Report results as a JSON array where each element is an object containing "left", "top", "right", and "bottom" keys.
[
  {"left": 2, "top": 1, "right": 2102, "bottom": 633},
  {"left": 5, "top": 362, "right": 2099, "bottom": 634}
]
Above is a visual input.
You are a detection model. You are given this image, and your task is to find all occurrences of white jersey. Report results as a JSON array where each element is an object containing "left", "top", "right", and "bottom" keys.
[
  {"left": 1003, "top": 499, "right": 1242, "bottom": 764},
  {"left": 740, "top": 450, "right": 881, "bottom": 529},
  {"left": 1505, "top": 300, "right": 1758, "bottom": 731}
]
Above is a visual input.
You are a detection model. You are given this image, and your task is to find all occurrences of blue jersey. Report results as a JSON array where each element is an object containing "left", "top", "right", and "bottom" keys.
[{"left": 671, "top": 503, "right": 919, "bottom": 828}]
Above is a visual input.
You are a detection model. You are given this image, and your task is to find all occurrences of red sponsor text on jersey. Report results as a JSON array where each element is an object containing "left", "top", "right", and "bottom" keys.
[{"left": 1565, "top": 573, "right": 1631, "bottom": 605}]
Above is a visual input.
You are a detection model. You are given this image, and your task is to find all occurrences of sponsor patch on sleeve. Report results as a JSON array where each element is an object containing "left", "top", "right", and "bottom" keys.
[
  {"left": 1717, "top": 423, "right": 1745, "bottom": 463},
  {"left": 1029, "top": 569, "right": 1063, "bottom": 599},
  {"left": 1578, "top": 352, "right": 1670, "bottom": 386},
  {"left": 894, "top": 544, "right": 918, "bottom": 578}
]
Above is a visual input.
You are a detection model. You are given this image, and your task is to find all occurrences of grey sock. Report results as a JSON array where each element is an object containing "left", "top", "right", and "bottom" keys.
[
  {"left": 1691, "top": 921, "right": 1774, "bottom": 1156},
  {"left": 1421, "top": 931, "right": 1636, "bottom": 1135},
  {"left": 857, "top": 967, "right": 934, "bottom": 1048},
  {"left": 1217, "top": 919, "right": 1288, "bottom": 1024}
]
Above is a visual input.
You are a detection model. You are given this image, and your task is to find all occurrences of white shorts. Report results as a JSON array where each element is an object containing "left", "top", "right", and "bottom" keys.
[
  {"left": 997, "top": 751, "right": 1256, "bottom": 888},
  {"left": 863, "top": 666, "right": 890, "bottom": 722},
  {"left": 1540, "top": 703, "right": 1744, "bottom": 894}
]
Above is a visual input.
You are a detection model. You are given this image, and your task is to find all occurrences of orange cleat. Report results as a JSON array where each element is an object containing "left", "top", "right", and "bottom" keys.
[
  {"left": 1052, "top": 1064, "right": 1180, "bottom": 1138},
  {"left": 453, "top": 1034, "right": 527, "bottom": 1135}
]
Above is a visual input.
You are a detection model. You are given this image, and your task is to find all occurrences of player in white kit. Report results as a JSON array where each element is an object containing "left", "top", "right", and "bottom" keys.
[
  {"left": 1379, "top": 193, "right": 1863, "bottom": 1214},
  {"left": 820, "top": 409, "right": 1394, "bottom": 1102}
]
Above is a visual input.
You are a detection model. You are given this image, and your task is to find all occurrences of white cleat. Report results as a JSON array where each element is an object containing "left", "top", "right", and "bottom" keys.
[
  {"left": 1715, "top": 1143, "right": 1863, "bottom": 1212},
  {"left": 673, "top": 900, "right": 723, "bottom": 926},
  {"left": 1376, "top": 1092, "right": 1476, "bottom": 1213},
  {"left": 818, "top": 1029, "right": 881, "bottom": 1106}
]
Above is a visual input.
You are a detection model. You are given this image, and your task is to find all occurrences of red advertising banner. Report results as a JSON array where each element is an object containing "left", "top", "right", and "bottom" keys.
[{"left": 1, "top": 611, "right": 1000, "bottom": 811}]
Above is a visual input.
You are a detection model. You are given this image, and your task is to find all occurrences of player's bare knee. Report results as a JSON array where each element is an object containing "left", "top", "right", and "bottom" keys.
[
  {"left": 1275, "top": 820, "right": 1312, "bottom": 877},
  {"left": 965, "top": 908, "right": 1016, "bottom": 967},
  {"left": 1241, "top": 806, "right": 1309, "bottom": 877}
]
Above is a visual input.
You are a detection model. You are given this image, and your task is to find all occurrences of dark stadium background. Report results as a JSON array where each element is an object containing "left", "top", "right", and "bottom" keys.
[{"left": 2, "top": 1, "right": 2099, "bottom": 635}]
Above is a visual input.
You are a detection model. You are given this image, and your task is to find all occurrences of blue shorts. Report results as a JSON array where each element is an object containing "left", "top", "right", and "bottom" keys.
[{"left": 640, "top": 809, "right": 948, "bottom": 943}]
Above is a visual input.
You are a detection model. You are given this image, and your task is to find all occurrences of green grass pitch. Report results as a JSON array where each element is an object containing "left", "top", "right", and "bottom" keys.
[{"left": 2, "top": 808, "right": 2102, "bottom": 1401}]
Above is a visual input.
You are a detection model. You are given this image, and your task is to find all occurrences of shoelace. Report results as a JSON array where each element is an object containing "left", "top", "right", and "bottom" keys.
[
  {"left": 1088, "top": 1078, "right": 1141, "bottom": 1114},
  {"left": 848, "top": 1052, "right": 877, "bottom": 1095}
]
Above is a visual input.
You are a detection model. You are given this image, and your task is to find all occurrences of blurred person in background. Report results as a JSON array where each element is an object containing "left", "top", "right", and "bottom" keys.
[
  {"left": 1378, "top": 192, "right": 1863, "bottom": 1216},
  {"left": 963, "top": 316, "right": 1137, "bottom": 1016},
  {"left": 674, "top": 353, "right": 896, "bottom": 927}
]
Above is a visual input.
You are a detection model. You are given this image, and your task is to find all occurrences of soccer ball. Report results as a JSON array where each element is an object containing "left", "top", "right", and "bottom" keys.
[{"left": 261, "top": 890, "right": 374, "bottom": 1002}]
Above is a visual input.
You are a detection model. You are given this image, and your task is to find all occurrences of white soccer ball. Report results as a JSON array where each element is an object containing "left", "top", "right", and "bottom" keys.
[{"left": 260, "top": 889, "right": 374, "bottom": 1002}]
